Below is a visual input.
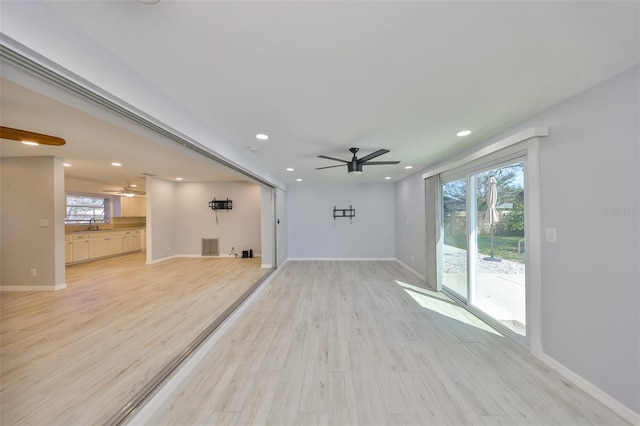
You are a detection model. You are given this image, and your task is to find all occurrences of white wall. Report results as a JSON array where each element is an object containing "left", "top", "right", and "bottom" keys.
[
  {"left": 394, "top": 172, "right": 427, "bottom": 279},
  {"left": 260, "top": 185, "right": 275, "bottom": 267},
  {"left": 275, "top": 187, "right": 288, "bottom": 267},
  {"left": 287, "top": 183, "right": 395, "bottom": 259},
  {"left": 1, "top": 156, "right": 66, "bottom": 290},
  {"left": 147, "top": 177, "right": 178, "bottom": 262},
  {"left": 536, "top": 66, "right": 639, "bottom": 416},
  {"left": 174, "top": 181, "right": 261, "bottom": 257},
  {"left": 394, "top": 65, "right": 640, "bottom": 417}
]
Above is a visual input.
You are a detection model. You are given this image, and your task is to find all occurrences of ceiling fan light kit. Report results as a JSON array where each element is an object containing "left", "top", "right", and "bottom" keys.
[
  {"left": 316, "top": 147, "right": 400, "bottom": 175},
  {"left": 103, "top": 183, "right": 146, "bottom": 197}
]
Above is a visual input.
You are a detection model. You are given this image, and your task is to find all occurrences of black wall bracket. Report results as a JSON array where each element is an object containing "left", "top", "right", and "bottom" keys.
[
  {"left": 334, "top": 205, "right": 355, "bottom": 224},
  {"left": 209, "top": 198, "right": 233, "bottom": 210}
]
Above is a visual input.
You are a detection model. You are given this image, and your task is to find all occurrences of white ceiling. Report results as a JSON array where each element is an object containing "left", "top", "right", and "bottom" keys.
[{"left": 1, "top": 1, "right": 638, "bottom": 187}]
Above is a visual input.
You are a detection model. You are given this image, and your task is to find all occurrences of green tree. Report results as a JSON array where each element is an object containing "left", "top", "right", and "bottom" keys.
[{"left": 503, "top": 190, "right": 525, "bottom": 233}]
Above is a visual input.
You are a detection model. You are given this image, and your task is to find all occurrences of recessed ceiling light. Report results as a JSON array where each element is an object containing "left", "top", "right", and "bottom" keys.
[
  {"left": 130, "top": 184, "right": 137, "bottom": 187},
  {"left": 247, "top": 146, "right": 259, "bottom": 153},
  {"left": 21, "top": 141, "right": 39, "bottom": 146},
  {"left": 63, "top": 163, "right": 71, "bottom": 167},
  {"left": 385, "top": 176, "right": 391, "bottom": 180},
  {"left": 404, "top": 165, "right": 413, "bottom": 170},
  {"left": 176, "top": 177, "right": 183, "bottom": 181},
  {"left": 286, "top": 168, "right": 294, "bottom": 172},
  {"left": 256, "top": 133, "right": 269, "bottom": 140},
  {"left": 111, "top": 162, "right": 122, "bottom": 167},
  {"left": 296, "top": 178, "right": 302, "bottom": 182},
  {"left": 456, "top": 130, "right": 472, "bottom": 137}
]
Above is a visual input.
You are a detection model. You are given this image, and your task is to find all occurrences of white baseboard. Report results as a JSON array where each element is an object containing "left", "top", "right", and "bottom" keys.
[
  {"left": 536, "top": 352, "right": 639, "bottom": 425},
  {"left": 287, "top": 257, "right": 397, "bottom": 261},
  {"left": 146, "top": 255, "right": 179, "bottom": 264},
  {"left": 261, "top": 264, "right": 273, "bottom": 269},
  {"left": 394, "top": 258, "right": 426, "bottom": 282},
  {"left": 1, "top": 283, "right": 67, "bottom": 291},
  {"left": 146, "top": 254, "right": 262, "bottom": 264}
]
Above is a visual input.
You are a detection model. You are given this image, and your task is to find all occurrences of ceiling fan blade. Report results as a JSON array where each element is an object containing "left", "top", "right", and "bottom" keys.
[
  {"left": 317, "top": 155, "right": 349, "bottom": 163},
  {"left": 357, "top": 149, "right": 389, "bottom": 163},
  {"left": 362, "top": 160, "right": 401, "bottom": 165},
  {"left": 103, "top": 189, "right": 123, "bottom": 192},
  {"left": 316, "top": 164, "right": 346, "bottom": 170},
  {"left": 0, "top": 126, "right": 66, "bottom": 146}
]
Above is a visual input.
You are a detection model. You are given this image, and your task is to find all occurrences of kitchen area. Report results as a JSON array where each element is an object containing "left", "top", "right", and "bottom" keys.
[{"left": 65, "top": 195, "right": 146, "bottom": 265}]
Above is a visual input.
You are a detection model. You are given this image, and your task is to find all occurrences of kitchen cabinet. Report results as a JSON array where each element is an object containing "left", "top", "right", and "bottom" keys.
[
  {"left": 123, "top": 232, "right": 135, "bottom": 253},
  {"left": 133, "top": 230, "right": 143, "bottom": 251},
  {"left": 122, "top": 229, "right": 144, "bottom": 252},
  {"left": 107, "top": 234, "right": 123, "bottom": 255},
  {"left": 120, "top": 197, "right": 146, "bottom": 217},
  {"left": 65, "top": 235, "right": 73, "bottom": 263},
  {"left": 88, "top": 237, "right": 108, "bottom": 259},
  {"left": 71, "top": 233, "right": 89, "bottom": 262},
  {"left": 88, "top": 231, "right": 123, "bottom": 260},
  {"left": 66, "top": 228, "right": 143, "bottom": 264}
]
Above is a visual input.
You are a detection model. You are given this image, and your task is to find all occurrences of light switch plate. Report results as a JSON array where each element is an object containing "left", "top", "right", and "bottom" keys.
[
  {"left": 545, "top": 228, "right": 557, "bottom": 243},
  {"left": 39, "top": 219, "right": 49, "bottom": 227}
]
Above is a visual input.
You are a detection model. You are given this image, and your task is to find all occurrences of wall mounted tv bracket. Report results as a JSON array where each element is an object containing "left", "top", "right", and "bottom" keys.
[
  {"left": 209, "top": 198, "right": 232, "bottom": 224},
  {"left": 209, "top": 198, "right": 233, "bottom": 210},
  {"left": 333, "top": 205, "right": 355, "bottom": 224}
]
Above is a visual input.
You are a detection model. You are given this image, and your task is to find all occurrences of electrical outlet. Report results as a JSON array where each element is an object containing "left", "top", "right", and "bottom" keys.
[{"left": 30, "top": 268, "right": 37, "bottom": 277}]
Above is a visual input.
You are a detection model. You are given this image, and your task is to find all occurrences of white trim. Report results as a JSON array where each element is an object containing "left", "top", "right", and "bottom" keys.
[
  {"left": 127, "top": 266, "right": 282, "bottom": 425},
  {"left": 286, "top": 257, "right": 397, "bottom": 261},
  {"left": 261, "top": 264, "right": 273, "bottom": 269},
  {"left": 536, "top": 352, "right": 640, "bottom": 425},
  {"left": 434, "top": 136, "right": 545, "bottom": 351},
  {"left": 394, "top": 259, "right": 426, "bottom": 282},
  {"left": 525, "top": 139, "right": 543, "bottom": 355},
  {"left": 422, "top": 126, "right": 548, "bottom": 179},
  {"left": 146, "top": 255, "right": 179, "bottom": 264},
  {"left": 146, "top": 254, "right": 263, "bottom": 264},
  {"left": 1, "top": 283, "right": 67, "bottom": 291}
]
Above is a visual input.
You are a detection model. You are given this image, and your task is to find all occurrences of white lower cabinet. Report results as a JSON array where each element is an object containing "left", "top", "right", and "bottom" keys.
[
  {"left": 89, "top": 237, "right": 109, "bottom": 259},
  {"left": 65, "top": 236, "right": 73, "bottom": 263},
  {"left": 71, "top": 234, "right": 89, "bottom": 263},
  {"left": 123, "top": 234, "right": 135, "bottom": 253},
  {"left": 107, "top": 235, "right": 123, "bottom": 255},
  {"left": 66, "top": 229, "right": 143, "bottom": 264}
]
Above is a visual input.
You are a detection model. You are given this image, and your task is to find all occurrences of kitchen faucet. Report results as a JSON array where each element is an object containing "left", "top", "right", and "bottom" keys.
[{"left": 88, "top": 217, "right": 99, "bottom": 231}]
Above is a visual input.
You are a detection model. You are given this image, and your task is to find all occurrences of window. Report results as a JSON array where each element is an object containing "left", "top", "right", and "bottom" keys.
[{"left": 66, "top": 195, "right": 110, "bottom": 224}]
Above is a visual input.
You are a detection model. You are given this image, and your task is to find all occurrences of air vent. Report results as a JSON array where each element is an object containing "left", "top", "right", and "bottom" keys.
[{"left": 201, "top": 238, "right": 219, "bottom": 256}]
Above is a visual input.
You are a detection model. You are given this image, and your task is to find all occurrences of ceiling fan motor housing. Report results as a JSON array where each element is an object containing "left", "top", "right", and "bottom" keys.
[{"left": 348, "top": 161, "right": 363, "bottom": 174}]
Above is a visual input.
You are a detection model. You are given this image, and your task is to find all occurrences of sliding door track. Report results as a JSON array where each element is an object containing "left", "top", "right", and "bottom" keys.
[{"left": 103, "top": 269, "right": 274, "bottom": 426}]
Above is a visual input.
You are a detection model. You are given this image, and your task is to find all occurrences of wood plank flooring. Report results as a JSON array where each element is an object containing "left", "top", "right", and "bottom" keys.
[
  {"left": 0, "top": 253, "right": 268, "bottom": 425},
  {"left": 149, "top": 260, "right": 629, "bottom": 426}
]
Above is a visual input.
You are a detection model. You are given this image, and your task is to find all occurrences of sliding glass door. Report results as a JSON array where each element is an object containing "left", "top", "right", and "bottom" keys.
[
  {"left": 442, "top": 178, "right": 469, "bottom": 302},
  {"left": 441, "top": 159, "right": 527, "bottom": 338}
]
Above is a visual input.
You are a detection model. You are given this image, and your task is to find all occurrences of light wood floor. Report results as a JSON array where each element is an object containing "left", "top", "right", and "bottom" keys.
[
  {"left": 0, "top": 253, "right": 268, "bottom": 425},
  {"left": 149, "top": 260, "right": 628, "bottom": 426}
]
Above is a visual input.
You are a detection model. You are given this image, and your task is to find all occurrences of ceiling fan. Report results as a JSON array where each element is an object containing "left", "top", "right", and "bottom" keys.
[
  {"left": 0, "top": 126, "right": 66, "bottom": 146},
  {"left": 316, "top": 148, "right": 400, "bottom": 175},
  {"left": 104, "top": 183, "right": 145, "bottom": 197}
]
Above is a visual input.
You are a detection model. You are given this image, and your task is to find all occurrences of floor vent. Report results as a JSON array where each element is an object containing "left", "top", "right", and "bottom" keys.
[{"left": 202, "top": 238, "right": 220, "bottom": 256}]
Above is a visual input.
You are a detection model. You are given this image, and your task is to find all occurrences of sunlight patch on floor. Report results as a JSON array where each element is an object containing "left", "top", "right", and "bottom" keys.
[{"left": 394, "top": 280, "right": 503, "bottom": 337}]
